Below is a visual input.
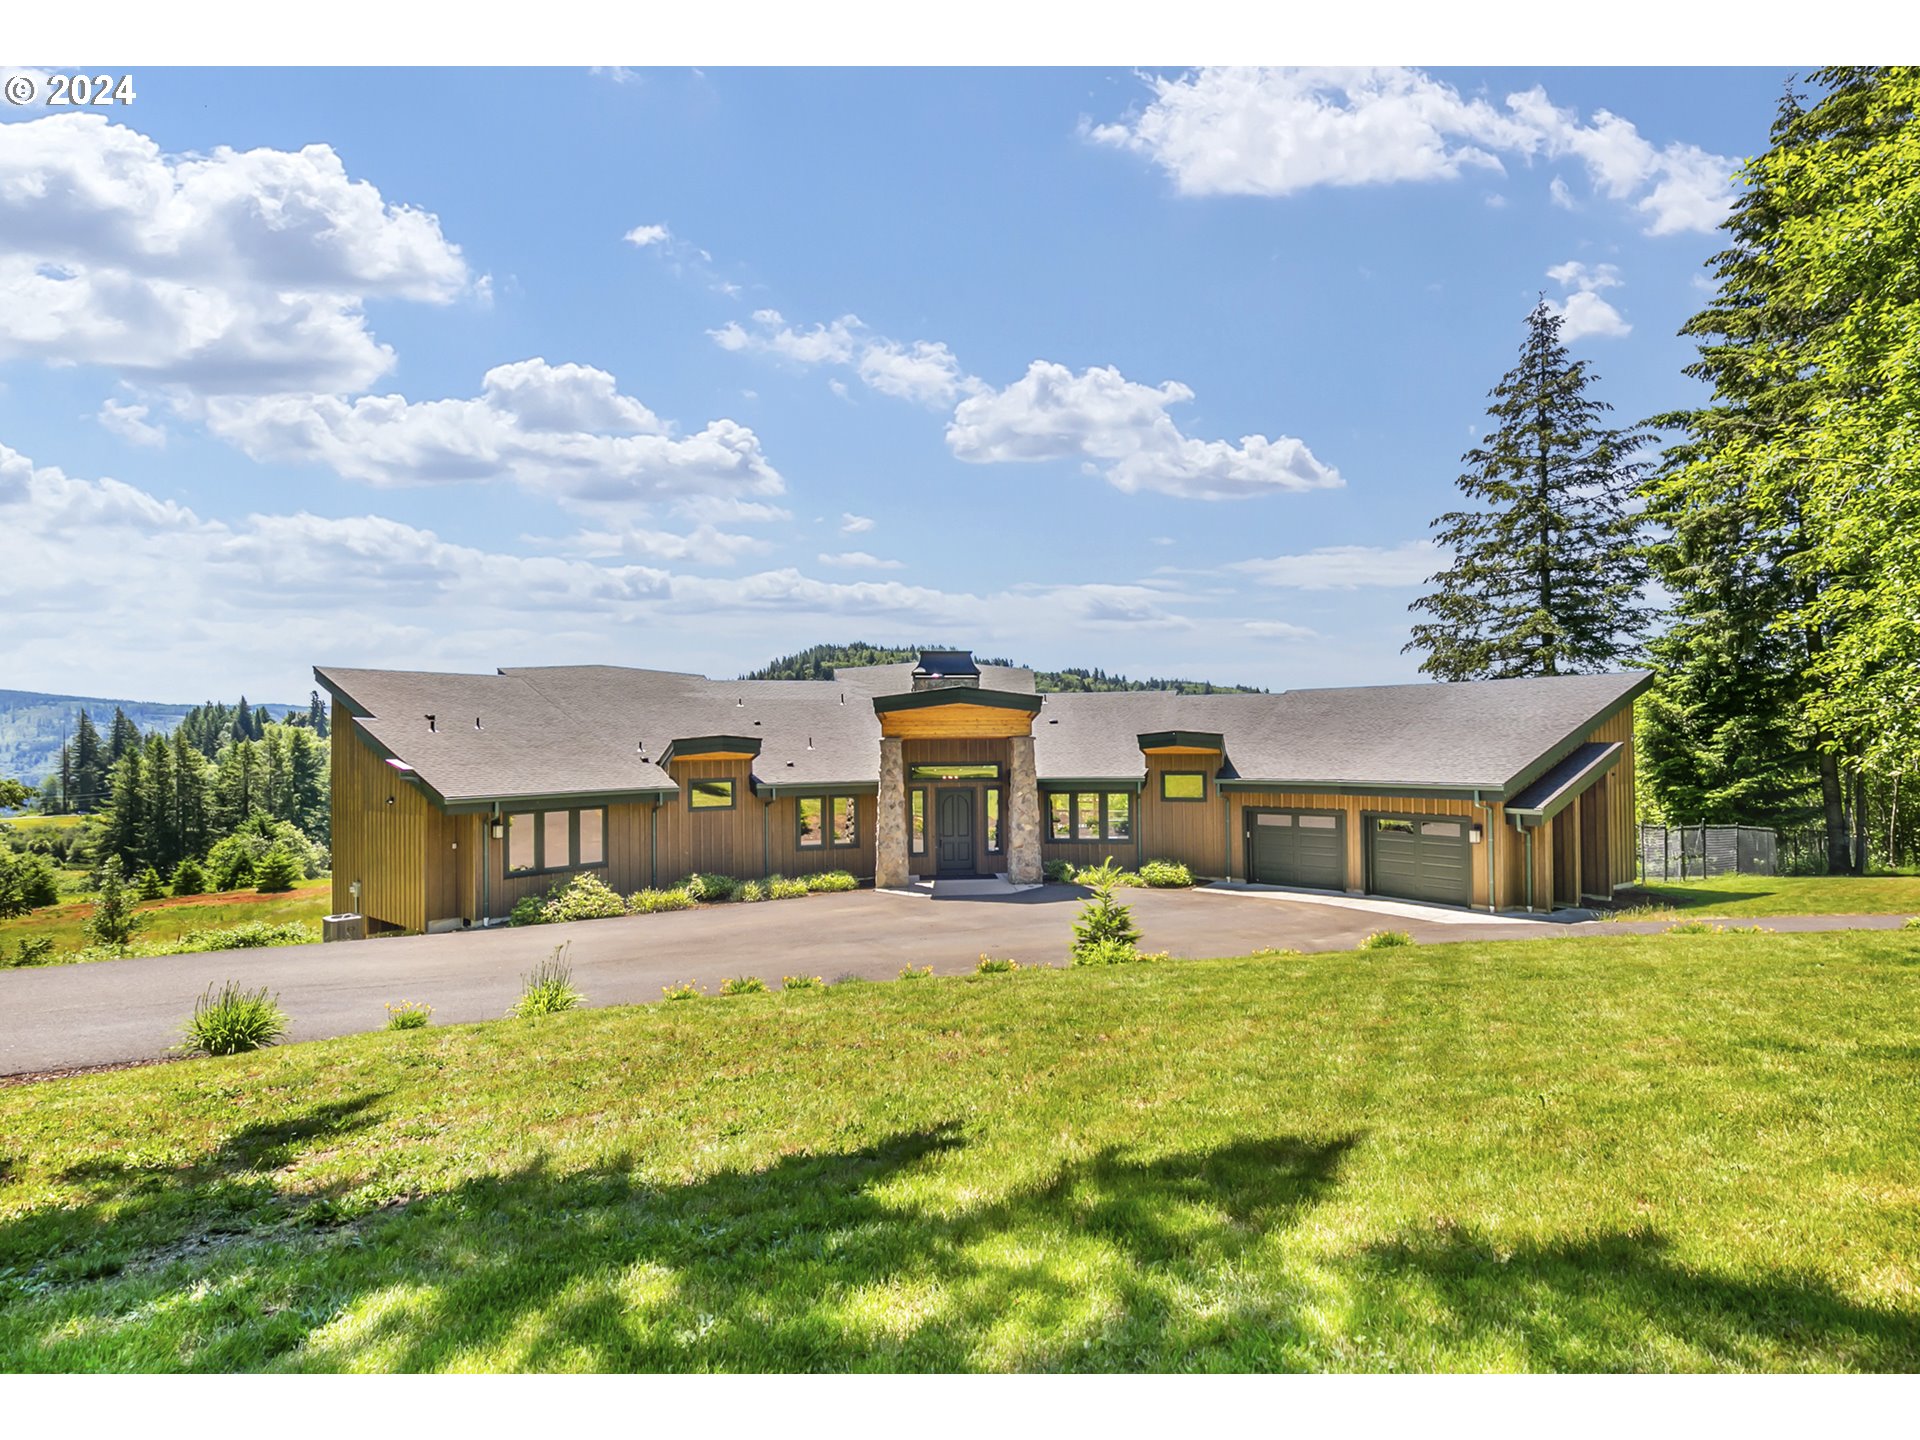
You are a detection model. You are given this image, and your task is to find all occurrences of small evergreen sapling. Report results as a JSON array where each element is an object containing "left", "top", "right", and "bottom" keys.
[
  {"left": 85, "top": 855, "right": 143, "bottom": 952},
  {"left": 1070, "top": 875, "right": 1142, "bottom": 963},
  {"left": 253, "top": 847, "right": 301, "bottom": 894}
]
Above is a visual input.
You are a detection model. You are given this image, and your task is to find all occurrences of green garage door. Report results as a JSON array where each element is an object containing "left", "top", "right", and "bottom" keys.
[
  {"left": 1368, "top": 817, "right": 1472, "bottom": 907},
  {"left": 1247, "top": 811, "right": 1346, "bottom": 890}
]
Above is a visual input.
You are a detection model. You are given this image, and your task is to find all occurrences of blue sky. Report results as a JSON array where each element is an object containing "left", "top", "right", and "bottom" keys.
[{"left": 0, "top": 65, "right": 1792, "bottom": 700}]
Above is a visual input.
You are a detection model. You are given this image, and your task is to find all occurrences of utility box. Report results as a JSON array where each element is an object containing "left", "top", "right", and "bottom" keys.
[{"left": 322, "top": 913, "right": 366, "bottom": 943}]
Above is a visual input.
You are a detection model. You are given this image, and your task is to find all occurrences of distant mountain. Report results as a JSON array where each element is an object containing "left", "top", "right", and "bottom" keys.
[
  {"left": 0, "top": 689, "right": 304, "bottom": 786},
  {"left": 742, "top": 643, "right": 1266, "bottom": 696}
]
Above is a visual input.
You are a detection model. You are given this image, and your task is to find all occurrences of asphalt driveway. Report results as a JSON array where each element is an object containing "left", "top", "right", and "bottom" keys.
[{"left": 2, "top": 884, "right": 1907, "bottom": 1076}]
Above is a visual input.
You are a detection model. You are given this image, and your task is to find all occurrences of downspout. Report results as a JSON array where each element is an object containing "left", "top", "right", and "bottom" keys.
[
  {"left": 650, "top": 799, "right": 659, "bottom": 889},
  {"left": 1223, "top": 791, "right": 1232, "bottom": 882},
  {"left": 482, "top": 802, "right": 495, "bottom": 922},
  {"left": 762, "top": 798, "right": 770, "bottom": 878},
  {"left": 1525, "top": 827, "right": 1535, "bottom": 913}
]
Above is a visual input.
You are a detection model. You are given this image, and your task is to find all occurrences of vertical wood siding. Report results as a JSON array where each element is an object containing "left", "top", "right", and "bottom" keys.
[
  {"left": 766, "top": 795, "right": 878, "bottom": 879},
  {"left": 330, "top": 719, "right": 430, "bottom": 933},
  {"left": 1221, "top": 789, "right": 1499, "bottom": 908},
  {"left": 481, "top": 801, "right": 654, "bottom": 916},
  {"left": 653, "top": 757, "right": 765, "bottom": 884},
  {"left": 1138, "top": 753, "right": 1229, "bottom": 875},
  {"left": 1583, "top": 704, "right": 1637, "bottom": 890}
]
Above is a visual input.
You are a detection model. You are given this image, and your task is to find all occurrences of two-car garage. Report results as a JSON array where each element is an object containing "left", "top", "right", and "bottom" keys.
[{"left": 1244, "top": 807, "right": 1474, "bottom": 908}]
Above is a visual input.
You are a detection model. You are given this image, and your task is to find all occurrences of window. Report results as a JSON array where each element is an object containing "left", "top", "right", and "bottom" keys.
[
  {"left": 798, "top": 795, "right": 859, "bottom": 849},
  {"left": 986, "top": 789, "right": 1001, "bottom": 853},
  {"left": 689, "top": 778, "right": 735, "bottom": 809},
  {"left": 507, "top": 812, "right": 537, "bottom": 873},
  {"left": 1105, "top": 792, "right": 1131, "bottom": 841},
  {"left": 832, "top": 796, "right": 858, "bottom": 847},
  {"left": 577, "top": 808, "right": 604, "bottom": 865},
  {"left": 504, "top": 808, "right": 605, "bottom": 874},
  {"left": 1045, "top": 791, "right": 1137, "bottom": 843},
  {"left": 1048, "top": 792, "right": 1071, "bottom": 841},
  {"left": 1299, "top": 814, "right": 1337, "bottom": 830},
  {"left": 1256, "top": 813, "right": 1293, "bottom": 827},
  {"left": 1376, "top": 818, "right": 1414, "bottom": 834},
  {"left": 1421, "top": 821, "right": 1462, "bottom": 838},
  {"left": 909, "top": 762, "right": 1001, "bottom": 782},
  {"left": 910, "top": 789, "right": 926, "bottom": 855},
  {"left": 1161, "top": 771, "right": 1207, "bottom": 802}
]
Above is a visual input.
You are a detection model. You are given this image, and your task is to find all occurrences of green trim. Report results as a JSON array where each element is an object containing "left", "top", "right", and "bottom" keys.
[
  {"left": 1159, "top": 771, "right": 1209, "bottom": 803},
  {"left": 1136, "top": 730, "right": 1224, "bottom": 753},
  {"left": 759, "top": 781, "right": 879, "bottom": 799},
  {"left": 1043, "top": 788, "right": 1136, "bottom": 845},
  {"left": 1038, "top": 777, "right": 1145, "bottom": 793},
  {"left": 1218, "top": 778, "right": 1490, "bottom": 801},
  {"left": 441, "top": 783, "right": 677, "bottom": 815},
  {"left": 501, "top": 806, "right": 611, "bottom": 879},
  {"left": 660, "top": 734, "right": 763, "bottom": 763},
  {"left": 795, "top": 793, "right": 862, "bottom": 850},
  {"left": 871, "top": 688, "right": 1043, "bottom": 715}
]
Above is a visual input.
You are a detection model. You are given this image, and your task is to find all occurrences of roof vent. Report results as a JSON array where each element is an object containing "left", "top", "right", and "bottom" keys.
[
  {"left": 425, "top": 713, "right": 436, "bottom": 733},
  {"left": 473, "top": 716, "right": 482, "bottom": 730},
  {"left": 911, "top": 649, "right": 980, "bottom": 692},
  {"left": 807, "top": 736, "right": 814, "bottom": 750}
]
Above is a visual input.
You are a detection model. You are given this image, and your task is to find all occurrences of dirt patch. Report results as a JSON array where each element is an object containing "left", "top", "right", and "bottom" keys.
[
  {"left": 0, "top": 1055, "right": 187, "bottom": 1088},
  {"left": 139, "top": 885, "right": 327, "bottom": 912}
]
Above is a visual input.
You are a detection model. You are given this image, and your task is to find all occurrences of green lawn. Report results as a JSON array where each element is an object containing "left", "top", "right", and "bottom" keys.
[
  {"left": 0, "top": 815, "right": 89, "bottom": 834},
  {"left": 0, "top": 881, "right": 329, "bottom": 959},
  {"left": 2, "top": 931, "right": 1916, "bottom": 1372},
  {"left": 1621, "top": 872, "right": 1920, "bottom": 918}
]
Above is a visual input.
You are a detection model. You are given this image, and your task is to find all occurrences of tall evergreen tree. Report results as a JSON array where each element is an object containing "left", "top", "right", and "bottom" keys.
[
  {"left": 107, "top": 707, "right": 141, "bottom": 765},
  {"left": 101, "top": 747, "right": 144, "bottom": 863},
  {"left": 232, "top": 697, "right": 255, "bottom": 745},
  {"left": 1406, "top": 302, "right": 1652, "bottom": 681},
  {"left": 71, "top": 709, "right": 108, "bottom": 813},
  {"left": 307, "top": 689, "right": 330, "bottom": 738}
]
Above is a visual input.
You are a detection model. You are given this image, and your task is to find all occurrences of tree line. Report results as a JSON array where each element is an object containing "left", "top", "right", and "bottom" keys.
[{"left": 1402, "top": 67, "right": 1917, "bottom": 873}]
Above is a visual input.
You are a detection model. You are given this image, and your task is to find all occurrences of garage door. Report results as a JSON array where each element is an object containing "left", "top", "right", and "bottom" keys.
[
  {"left": 1368, "top": 817, "right": 1472, "bottom": 907},
  {"left": 1247, "top": 811, "right": 1346, "bottom": 890}
]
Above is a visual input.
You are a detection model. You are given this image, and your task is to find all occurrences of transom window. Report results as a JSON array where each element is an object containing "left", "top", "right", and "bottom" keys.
[
  {"left": 505, "top": 807, "right": 607, "bottom": 875},
  {"left": 688, "top": 778, "right": 735, "bottom": 810},
  {"left": 1047, "top": 791, "right": 1134, "bottom": 842},
  {"left": 1160, "top": 771, "right": 1207, "bottom": 802},
  {"left": 909, "top": 762, "right": 1002, "bottom": 782},
  {"left": 798, "top": 795, "right": 861, "bottom": 849}
]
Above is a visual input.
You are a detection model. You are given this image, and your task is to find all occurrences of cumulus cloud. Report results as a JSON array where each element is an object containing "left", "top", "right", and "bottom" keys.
[
  {"left": 198, "top": 357, "right": 784, "bottom": 515},
  {"left": 710, "top": 309, "right": 861, "bottom": 367},
  {"left": 96, "top": 397, "right": 166, "bottom": 448},
  {"left": 947, "top": 360, "right": 1341, "bottom": 499},
  {"left": 1546, "top": 260, "right": 1630, "bottom": 340},
  {"left": 1090, "top": 67, "right": 1734, "bottom": 235},
  {"left": 623, "top": 223, "right": 671, "bottom": 247},
  {"left": 1227, "top": 539, "right": 1445, "bottom": 590},
  {"left": 0, "top": 114, "right": 474, "bottom": 394},
  {"left": 712, "top": 309, "right": 979, "bottom": 409},
  {"left": 839, "top": 512, "right": 875, "bottom": 534},
  {"left": 856, "top": 338, "right": 974, "bottom": 407},
  {"left": 817, "top": 550, "right": 905, "bottom": 570}
]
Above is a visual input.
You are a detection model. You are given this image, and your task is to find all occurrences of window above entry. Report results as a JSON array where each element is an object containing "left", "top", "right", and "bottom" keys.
[{"left": 909, "top": 762, "right": 1002, "bottom": 782}]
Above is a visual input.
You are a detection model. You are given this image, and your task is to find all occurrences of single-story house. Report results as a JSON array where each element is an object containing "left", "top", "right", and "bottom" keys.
[{"left": 314, "top": 651, "right": 1649, "bottom": 933}]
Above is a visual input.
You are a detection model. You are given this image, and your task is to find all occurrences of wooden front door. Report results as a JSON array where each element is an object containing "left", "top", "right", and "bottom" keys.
[{"left": 936, "top": 789, "right": 975, "bottom": 875}]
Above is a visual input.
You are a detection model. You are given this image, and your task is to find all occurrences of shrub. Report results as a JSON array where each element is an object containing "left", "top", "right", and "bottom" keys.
[
  {"left": 1070, "top": 873, "right": 1141, "bottom": 962},
  {"left": 1072, "top": 938, "right": 1143, "bottom": 966},
  {"left": 1903, "top": 916, "right": 1920, "bottom": 931},
  {"left": 180, "top": 981, "right": 290, "bottom": 1056},
  {"left": 898, "top": 964, "right": 933, "bottom": 981},
  {"left": 253, "top": 847, "right": 302, "bottom": 894},
  {"left": 683, "top": 873, "right": 740, "bottom": 903},
  {"left": 385, "top": 1000, "right": 432, "bottom": 1030},
  {"left": 781, "top": 973, "right": 825, "bottom": 990},
  {"left": 1074, "top": 857, "right": 1142, "bottom": 888},
  {"left": 85, "top": 856, "right": 143, "bottom": 952},
  {"left": 510, "top": 944, "right": 583, "bottom": 1017},
  {"left": 975, "top": 955, "right": 1018, "bottom": 974},
  {"left": 720, "top": 974, "right": 769, "bottom": 995},
  {"left": 134, "top": 864, "right": 168, "bottom": 901},
  {"left": 1359, "top": 930, "right": 1415, "bottom": 950},
  {"left": 0, "top": 848, "right": 60, "bottom": 917},
  {"left": 629, "top": 887, "right": 697, "bottom": 914},
  {"left": 1137, "top": 859, "right": 1195, "bottom": 888},
  {"left": 188, "top": 921, "right": 313, "bottom": 951},
  {"left": 769, "top": 875, "right": 812, "bottom": 899},
  {"left": 508, "top": 894, "right": 549, "bottom": 927},
  {"left": 540, "top": 872, "right": 627, "bottom": 923},
  {"left": 206, "top": 817, "right": 325, "bottom": 890},
  {"left": 803, "top": 870, "right": 857, "bottom": 893},
  {"left": 661, "top": 981, "right": 702, "bottom": 1001},
  {"left": 3, "top": 936, "right": 56, "bottom": 968},
  {"left": 738, "top": 880, "right": 769, "bottom": 903},
  {"left": 170, "top": 857, "right": 208, "bottom": 898},
  {"left": 1043, "top": 859, "right": 1075, "bottom": 884}
]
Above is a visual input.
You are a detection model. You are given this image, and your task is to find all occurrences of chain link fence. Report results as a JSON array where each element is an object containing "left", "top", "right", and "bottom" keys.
[{"left": 1638, "top": 824, "right": 1778, "bottom": 881}]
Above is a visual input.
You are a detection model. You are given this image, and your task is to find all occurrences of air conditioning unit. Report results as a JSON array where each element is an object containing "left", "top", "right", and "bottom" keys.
[{"left": 322, "top": 913, "right": 366, "bottom": 943}]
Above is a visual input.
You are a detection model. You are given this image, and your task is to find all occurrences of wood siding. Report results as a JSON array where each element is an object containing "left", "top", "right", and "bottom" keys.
[
  {"left": 1583, "top": 704, "right": 1637, "bottom": 889},
  {"left": 766, "top": 794, "right": 878, "bottom": 879},
  {"left": 879, "top": 705, "right": 1036, "bottom": 739},
  {"left": 480, "top": 802, "right": 655, "bottom": 917},
  {"left": 1138, "top": 753, "right": 1230, "bottom": 875},
  {"left": 653, "top": 757, "right": 765, "bottom": 885},
  {"left": 330, "top": 719, "right": 431, "bottom": 933},
  {"left": 1222, "top": 788, "right": 1501, "bottom": 909}
]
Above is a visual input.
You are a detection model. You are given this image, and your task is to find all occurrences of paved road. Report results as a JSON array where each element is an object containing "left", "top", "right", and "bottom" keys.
[{"left": 0, "top": 886, "right": 1910, "bottom": 1075}]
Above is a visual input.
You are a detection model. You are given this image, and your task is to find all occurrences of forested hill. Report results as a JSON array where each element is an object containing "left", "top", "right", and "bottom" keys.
[
  {"left": 0, "top": 689, "right": 305, "bottom": 786},
  {"left": 742, "top": 644, "right": 1266, "bottom": 695}
]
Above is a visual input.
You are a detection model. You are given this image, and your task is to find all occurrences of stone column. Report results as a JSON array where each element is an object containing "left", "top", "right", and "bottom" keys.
[
  {"left": 1006, "top": 734, "right": 1043, "bottom": 885},
  {"left": 875, "top": 736, "right": 910, "bottom": 889}
]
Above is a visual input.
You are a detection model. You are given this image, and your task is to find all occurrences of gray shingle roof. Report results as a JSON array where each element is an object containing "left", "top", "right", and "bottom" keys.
[{"left": 316, "top": 662, "right": 1649, "bottom": 807}]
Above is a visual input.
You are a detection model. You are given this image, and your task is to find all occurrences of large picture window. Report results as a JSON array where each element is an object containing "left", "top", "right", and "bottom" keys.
[
  {"left": 799, "top": 795, "right": 861, "bottom": 849},
  {"left": 689, "top": 778, "right": 735, "bottom": 809},
  {"left": 1160, "top": 771, "right": 1207, "bottom": 802},
  {"left": 1045, "top": 791, "right": 1139, "bottom": 843},
  {"left": 504, "top": 808, "right": 607, "bottom": 875}
]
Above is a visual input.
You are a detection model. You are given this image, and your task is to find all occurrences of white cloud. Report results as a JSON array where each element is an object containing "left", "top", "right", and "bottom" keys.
[
  {"left": 1546, "top": 260, "right": 1630, "bottom": 341},
  {"left": 199, "top": 357, "right": 784, "bottom": 515},
  {"left": 1242, "top": 619, "right": 1318, "bottom": 639},
  {"left": 623, "top": 223, "right": 671, "bottom": 247},
  {"left": 839, "top": 512, "right": 875, "bottom": 534},
  {"left": 96, "top": 397, "right": 166, "bottom": 448},
  {"left": 0, "top": 114, "right": 474, "bottom": 394},
  {"left": 947, "top": 360, "right": 1341, "bottom": 500},
  {"left": 1227, "top": 539, "right": 1445, "bottom": 590},
  {"left": 712, "top": 309, "right": 977, "bottom": 409},
  {"left": 1549, "top": 175, "right": 1575, "bottom": 210},
  {"left": 856, "top": 338, "right": 975, "bottom": 406},
  {"left": 817, "top": 550, "right": 905, "bottom": 570},
  {"left": 553, "top": 524, "right": 771, "bottom": 566},
  {"left": 1091, "top": 67, "right": 1734, "bottom": 235},
  {"left": 710, "top": 309, "right": 861, "bottom": 366}
]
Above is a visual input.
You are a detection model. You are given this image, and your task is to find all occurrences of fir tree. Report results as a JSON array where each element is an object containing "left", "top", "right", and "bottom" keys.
[
  {"left": 85, "top": 856, "right": 143, "bottom": 952},
  {"left": 101, "top": 748, "right": 144, "bottom": 864},
  {"left": 253, "top": 846, "right": 301, "bottom": 894},
  {"left": 233, "top": 697, "right": 255, "bottom": 745},
  {"left": 71, "top": 710, "right": 107, "bottom": 812},
  {"left": 1407, "top": 302, "right": 1652, "bottom": 681},
  {"left": 107, "top": 707, "right": 141, "bottom": 765},
  {"left": 307, "top": 689, "right": 329, "bottom": 737}
]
